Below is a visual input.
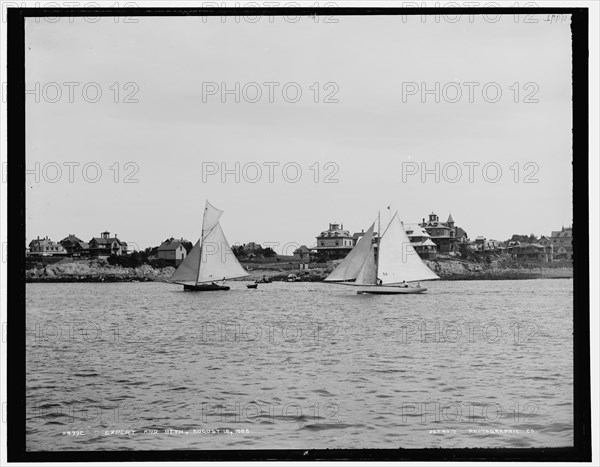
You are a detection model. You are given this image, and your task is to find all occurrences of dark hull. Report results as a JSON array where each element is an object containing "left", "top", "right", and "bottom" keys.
[
  {"left": 246, "top": 284, "right": 258, "bottom": 289},
  {"left": 183, "top": 284, "right": 230, "bottom": 292},
  {"left": 357, "top": 286, "right": 427, "bottom": 295}
]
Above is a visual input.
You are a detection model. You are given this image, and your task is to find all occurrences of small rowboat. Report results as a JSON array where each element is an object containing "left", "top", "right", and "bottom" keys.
[{"left": 246, "top": 283, "right": 258, "bottom": 289}]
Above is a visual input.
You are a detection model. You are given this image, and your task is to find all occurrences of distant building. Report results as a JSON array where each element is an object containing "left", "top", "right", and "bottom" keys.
[
  {"left": 455, "top": 227, "right": 469, "bottom": 243},
  {"left": 508, "top": 242, "right": 553, "bottom": 263},
  {"left": 404, "top": 223, "right": 437, "bottom": 260},
  {"left": 88, "top": 231, "right": 127, "bottom": 257},
  {"left": 315, "top": 223, "right": 355, "bottom": 260},
  {"left": 244, "top": 242, "right": 262, "bottom": 252},
  {"left": 60, "top": 234, "right": 89, "bottom": 257},
  {"left": 293, "top": 245, "right": 310, "bottom": 262},
  {"left": 420, "top": 212, "right": 464, "bottom": 254},
  {"left": 550, "top": 226, "right": 573, "bottom": 260},
  {"left": 28, "top": 236, "right": 68, "bottom": 256},
  {"left": 157, "top": 238, "right": 188, "bottom": 265},
  {"left": 538, "top": 236, "right": 554, "bottom": 261}
]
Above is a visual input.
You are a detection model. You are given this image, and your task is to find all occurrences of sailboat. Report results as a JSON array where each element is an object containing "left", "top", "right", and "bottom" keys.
[
  {"left": 324, "top": 211, "right": 439, "bottom": 294},
  {"left": 169, "top": 201, "right": 249, "bottom": 291}
]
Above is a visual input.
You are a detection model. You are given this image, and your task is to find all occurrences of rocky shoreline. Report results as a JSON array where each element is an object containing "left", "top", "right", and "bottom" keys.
[
  {"left": 26, "top": 259, "right": 175, "bottom": 283},
  {"left": 25, "top": 258, "right": 573, "bottom": 283}
]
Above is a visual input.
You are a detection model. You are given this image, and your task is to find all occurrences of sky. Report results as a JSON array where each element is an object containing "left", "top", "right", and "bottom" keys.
[{"left": 24, "top": 13, "right": 573, "bottom": 252}]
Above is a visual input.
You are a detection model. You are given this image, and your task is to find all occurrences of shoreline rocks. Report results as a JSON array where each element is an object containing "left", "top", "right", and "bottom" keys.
[
  {"left": 25, "top": 258, "right": 573, "bottom": 283},
  {"left": 26, "top": 259, "right": 175, "bottom": 283}
]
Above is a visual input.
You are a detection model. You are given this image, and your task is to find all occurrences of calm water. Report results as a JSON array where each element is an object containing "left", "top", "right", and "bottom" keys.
[{"left": 26, "top": 279, "right": 573, "bottom": 451}]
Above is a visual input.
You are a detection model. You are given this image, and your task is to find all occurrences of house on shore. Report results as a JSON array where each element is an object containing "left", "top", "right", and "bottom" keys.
[
  {"left": 28, "top": 236, "right": 68, "bottom": 257},
  {"left": 419, "top": 212, "right": 467, "bottom": 255},
  {"left": 157, "top": 238, "right": 188, "bottom": 265},
  {"left": 507, "top": 242, "right": 553, "bottom": 263},
  {"left": 550, "top": 226, "right": 573, "bottom": 260},
  {"left": 293, "top": 245, "right": 310, "bottom": 262},
  {"left": 88, "top": 231, "right": 128, "bottom": 257},
  {"left": 404, "top": 223, "right": 437, "bottom": 260},
  {"left": 60, "top": 234, "right": 89, "bottom": 257},
  {"left": 314, "top": 223, "right": 355, "bottom": 260}
]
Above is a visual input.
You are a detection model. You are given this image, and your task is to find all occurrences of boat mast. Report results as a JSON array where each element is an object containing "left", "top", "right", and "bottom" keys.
[
  {"left": 376, "top": 210, "right": 380, "bottom": 285},
  {"left": 195, "top": 209, "right": 208, "bottom": 286}
]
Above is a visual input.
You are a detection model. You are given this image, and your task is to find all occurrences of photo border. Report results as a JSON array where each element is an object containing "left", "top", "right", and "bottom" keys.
[{"left": 6, "top": 6, "right": 591, "bottom": 463}]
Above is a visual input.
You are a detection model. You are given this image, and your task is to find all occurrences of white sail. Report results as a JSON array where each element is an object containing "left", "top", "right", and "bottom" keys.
[
  {"left": 324, "top": 223, "right": 375, "bottom": 282},
  {"left": 202, "top": 201, "right": 224, "bottom": 238},
  {"left": 378, "top": 213, "right": 439, "bottom": 284},
  {"left": 169, "top": 239, "right": 201, "bottom": 283},
  {"left": 170, "top": 201, "right": 248, "bottom": 285},
  {"left": 355, "top": 245, "right": 377, "bottom": 285},
  {"left": 197, "top": 223, "right": 248, "bottom": 282}
]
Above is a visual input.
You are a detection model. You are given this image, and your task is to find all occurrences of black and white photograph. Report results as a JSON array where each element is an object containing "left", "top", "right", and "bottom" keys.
[{"left": 2, "top": 2, "right": 597, "bottom": 464}]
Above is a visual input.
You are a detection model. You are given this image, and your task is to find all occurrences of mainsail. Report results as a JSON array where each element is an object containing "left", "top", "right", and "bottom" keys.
[
  {"left": 324, "top": 223, "right": 375, "bottom": 282},
  {"left": 197, "top": 223, "right": 248, "bottom": 282},
  {"left": 378, "top": 213, "right": 439, "bottom": 284},
  {"left": 169, "top": 201, "right": 249, "bottom": 284}
]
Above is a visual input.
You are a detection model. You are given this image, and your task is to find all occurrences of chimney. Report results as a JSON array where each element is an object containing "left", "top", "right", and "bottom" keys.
[{"left": 422, "top": 218, "right": 425, "bottom": 224}]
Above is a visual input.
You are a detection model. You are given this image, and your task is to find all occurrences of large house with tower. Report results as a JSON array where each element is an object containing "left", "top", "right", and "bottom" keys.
[
  {"left": 419, "top": 212, "right": 468, "bottom": 255},
  {"left": 88, "top": 231, "right": 128, "bottom": 257},
  {"left": 314, "top": 223, "right": 356, "bottom": 260}
]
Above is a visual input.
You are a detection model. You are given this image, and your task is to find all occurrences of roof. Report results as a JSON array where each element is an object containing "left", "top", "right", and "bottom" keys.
[
  {"left": 318, "top": 229, "right": 352, "bottom": 238},
  {"left": 455, "top": 227, "right": 468, "bottom": 238},
  {"left": 551, "top": 229, "right": 572, "bottom": 238},
  {"left": 29, "top": 238, "right": 61, "bottom": 247},
  {"left": 447, "top": 213, "right": 454, "bottom": 223},
  {"left": 90, "top": 237, "right": 121, "bottom": 245},
  {"left": 510, "top": 242, "right": 546, "bottom": 250},
  {"left": 158, "top": 240, "right": 185, "bottom": 251},
  {"left": 60, "top": 234, "right": 83, "bottom": 243},
  {"left": 414, "top": 239, "right": 437, "bottom": 247},
  {"left": 76, "top": 242, "right": 89, "bottom": 249},
  {"left": 404, "top": 223, "right": 430, "bottom": 238},
  {"left": 294, "top": 245, "right": 310, "bottom": 253},
  {"left": 423, "top": 222, "right": 450, "bottom": 229}
]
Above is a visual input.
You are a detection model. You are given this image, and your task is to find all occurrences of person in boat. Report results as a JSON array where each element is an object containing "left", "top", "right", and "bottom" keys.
[
  {"left": 377, "top": 278, "right": 383, "bottom": 286},
  {"left": 416, "top": 282, "right": 421, "bottom": 288},
  {"left": 401, "top": 280, "right": 408, "bottom": 288}
]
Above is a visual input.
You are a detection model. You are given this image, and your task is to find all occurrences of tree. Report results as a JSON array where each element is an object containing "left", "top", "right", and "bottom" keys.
[
  {"left": 262, "top": 247, "right": 276, "bottom": 258},
  {"left": 231, "top": 245, "right": 246, "bottom": 258}
]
